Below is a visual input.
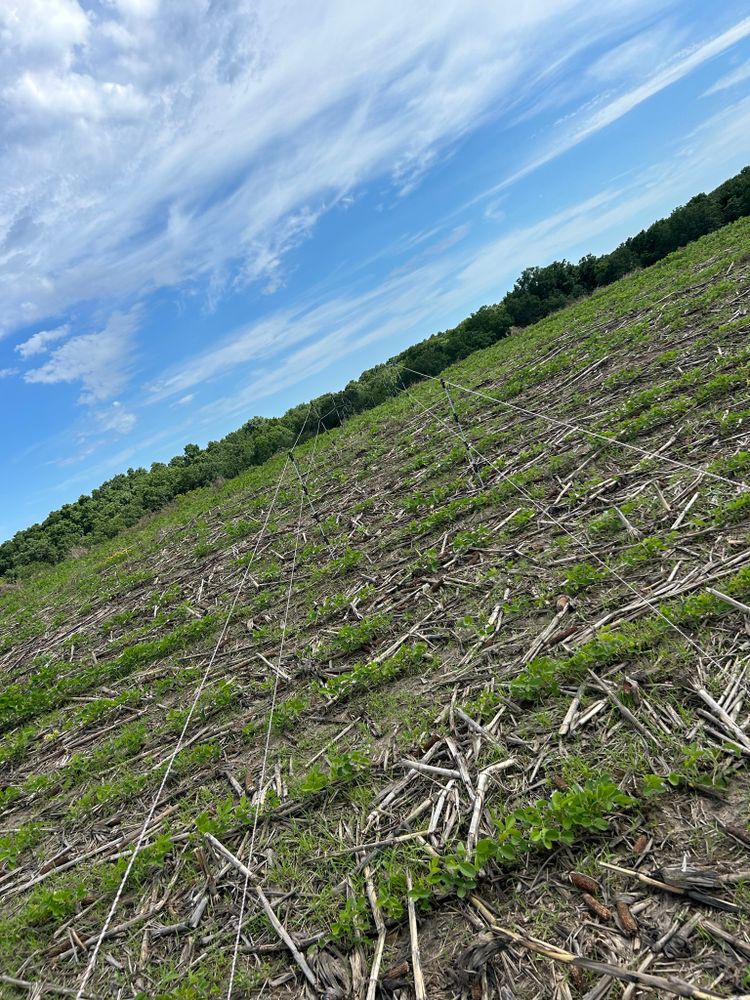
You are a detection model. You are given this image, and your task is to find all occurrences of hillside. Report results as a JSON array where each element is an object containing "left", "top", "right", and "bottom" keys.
[
  {"left": 2, "top": 217, "right": 750, "bottom": 999},
  {"left": 3, "top": 166, "right": 749, "bottom": 578}
]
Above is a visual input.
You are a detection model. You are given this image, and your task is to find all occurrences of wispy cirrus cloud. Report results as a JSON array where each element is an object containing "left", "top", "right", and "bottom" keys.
[
  {"left": 94, "top": 401, "right": 137, "bottom": 435},
  {"left": 586, "top": 22, "right": 689, "bottom": 83},
  {"left": 0, "top": 0, "right": 676, "bottom": 339},
  {"left": 24, "top": 311, "right": 139, "bottom": 403},
  {"left": 158, "top": 90, "right": 750, "bottom": 426},
  {"left": 3, "top": 0, "right": 750, "bottom": 540},
  {"left": 703, "top": 56, "right": 750, "bottom": 95},
  {"left": 149, "top": 191, "right": 640, "bottom": 422},
  {"left": 15, "top": 324, "right": 70, "bottom": 359},
  {"left": 475, "top": 15, "right": 750, "bottom": 199}
]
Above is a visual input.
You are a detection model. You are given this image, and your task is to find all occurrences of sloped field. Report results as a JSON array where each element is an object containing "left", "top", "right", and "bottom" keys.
[{"left": 2, "top": 218, "right": 750, "bottom": 999}]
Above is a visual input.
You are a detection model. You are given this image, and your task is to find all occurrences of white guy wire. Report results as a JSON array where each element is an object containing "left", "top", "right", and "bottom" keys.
[
  {"left": 225, "top": 424, "right": 323, "bottom": 998},
  {"left": 399, "top": 366, "right": 750, "bottom": 493},
  {"left": 75, "top": 415, "right": 311, "bottom": 998},
  {"left": 401, "top": 381, "right": 748, "bottom": 700}
]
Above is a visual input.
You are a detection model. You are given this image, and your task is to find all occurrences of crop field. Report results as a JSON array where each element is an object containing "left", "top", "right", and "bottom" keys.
[{"left": 2, "top": 218, "right": 750, "bottom": 999}]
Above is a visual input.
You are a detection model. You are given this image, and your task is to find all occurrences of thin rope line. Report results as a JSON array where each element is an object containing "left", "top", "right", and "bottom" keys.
[
  {"left": 399, "top": 366, "right": 750, "bottom": 493},
  {"left": 75, "top": 419, "right": 311, "bottom": 998},
  {"left": 290, "top": 419, "right": 336, "bottom": 558},
  {"left": 225, "top": 424, "right": 322, "bottom": 998},
  {"left": 400, "top": 382, "right": 742, "bottom": 687}
]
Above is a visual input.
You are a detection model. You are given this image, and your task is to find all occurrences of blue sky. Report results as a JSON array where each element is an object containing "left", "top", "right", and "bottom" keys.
[{"left": 2, "top": 0, "right": 750, "bottom": 541}]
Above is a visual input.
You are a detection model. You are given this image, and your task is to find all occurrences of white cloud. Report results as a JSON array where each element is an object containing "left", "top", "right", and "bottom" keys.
[
  {"left": 575, "top": 17, "right": 750, "bottom": 132},
  {"left": 0, "top": 0, "right": 89, "bottom": 65},
  {"left": 703, "top": 57, "right": 750, "bottom": 95},
  {"left": 15, "top": 323, "right": 70, "bottom": 358},
  {"left": 52, "top": 444, "right": 96, "bottom": 467},
  {"left": 95, "top": 400, "right": 137, "bottom": 434},
  {"left": 586, "top": 22, "right": 687, "bottom": 83},
  {"left": 675, "top": 92, "right": 750, "bottom": 182},
  {"left": 5, "top": 0, "right": 750, "bottom": 495},
  {"left": 475, "top": 15, "right": 750, "bottom": 200},
  {"left": 0, "top": 0, "right": 680, "bottom": 338},
  {"left": 110, "top": 0, "right": 161, "bottom": 19},
  {"left": 189, "top": 192, "right": 643, "bottom": 419},
  {"left": 0, "top": 367, "right": 17, "bottom": 378},
  {"left": 9, "top": 70, "right": 147, "bottom": 124},
  {"left": 24, "top": 310, "right": 138, "bottom": 402},
  {"left": 165, "top": 89, "right": 750, "bottom": 425},
  {"left": 154, "top": 189, "right": 628, "bottom": 421}
]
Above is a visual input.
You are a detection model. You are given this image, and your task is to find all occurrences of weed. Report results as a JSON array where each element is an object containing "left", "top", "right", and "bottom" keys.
[
  {"left": 270, "top": 694, "right": 308, "bottom": 732},
  {"left": 509, "top": 659, "right": 560, "bottom": 702},
  {"left": 314, "top": 546, "right": 363, "bottom": 580},
  {"left": 166, "top": 678, "right": 238, "bottom": 732},
  {"left": 317, "top": 643, "right": 435, "bottom": 702},
  {"left": 26, "top": 883, "right": 86, "bottom": 927},
  {"left": 328, "top": 893, "right": 370, "bottom": 945},
  {"left": 424, "top": 843, "right": 479, "bottom": 898},
  {"left": 564, "top": 560, "right": 607, "bottom": 594},
  {"left": 322, "top": 612, "right": 392, "bottom": 656},
  {"left": 452, "top": 526, "right": 492, "bottom": 552},
  {"left": 713, "top": 492, "right": 750, "bottom": 525},
  {"left": 619, "top": 534, "right": 669, "bottom": 566},
  {"left": 0, "top": 822, "right": 45, "bottom": 868}
]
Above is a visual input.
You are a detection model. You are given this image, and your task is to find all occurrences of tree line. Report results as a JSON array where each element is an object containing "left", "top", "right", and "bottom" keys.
[{"left": 2, "top": 165, "right": 749, "bottom": 577}]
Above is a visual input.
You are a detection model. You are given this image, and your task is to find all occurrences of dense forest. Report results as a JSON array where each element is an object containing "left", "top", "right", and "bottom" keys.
[{"left": 2, "top": 165, "right": 749, "bottom": 577}]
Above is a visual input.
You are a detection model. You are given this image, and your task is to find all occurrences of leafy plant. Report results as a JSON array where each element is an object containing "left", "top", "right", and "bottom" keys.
[
  {"left": 323, "top": 613, "right": 392, "bottom": 656},
  {"left": 713, "top": 492, "right": 750, "bottom": 526},
  {"left": 641, "top": 773, "right": 668, "bottom": 798},
  {"left": 296, "top": 749, "right": 369, "bottom": 797},
  {"left": 425, "top": 843, "right": 479, "bottom": 898},
  {"left": 314, "top": 547, "right": 362, "bottom": 580},
  {"left": 641, "top": 743, "right": 726, "bottom": 797},
  {"left": 509, "top": 657, "right": 560, "bottom": 702},
  {"left": 166, "top": 678, "right": 238, "bottom": 732},
  {"left": 620, "top": 534, "right": 669, "bottom": 567},
  {"left": 0, "top": 822, "right": 45, "bottom": 869},
  {"left": 297, "top": 765, "right": 330, "bottom": 796},
  {"left": 26, "top": 883, "right": 86, "bottom": 926},
  {"left": 505, "top": 508, "right": 535, "bottom": 533},
  {"left": 415, "top": 548, "right": 441, "bottom": 573},
  {"left": 501, "top": 778, "right": 633, "bottom": 851},
  {"left": 270, "top": 694, "right": 308, "bottom": 732},
  {"left": 328, "top": 749, "right": 369, "bottom": 782},
  {"left": 317, "top": 643, "right": 434, "bottom": 702},
  {"left": 463, "top": 688, "right": 503, "bottom": 722},
  {"left": 99, "top": 834, "right": 174, "bottom": 895},
  {"left": 195, "top": 795, "right": 244, "bottom": 838},
  {"left": 452, "top": 526, "right": 492, "bottom": 553},
  {"left": 329, "top": 894, "right": 370, "bottom": 945},
  {"left": 564, "top": 560, "right": 607, "bottom": 594}
]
